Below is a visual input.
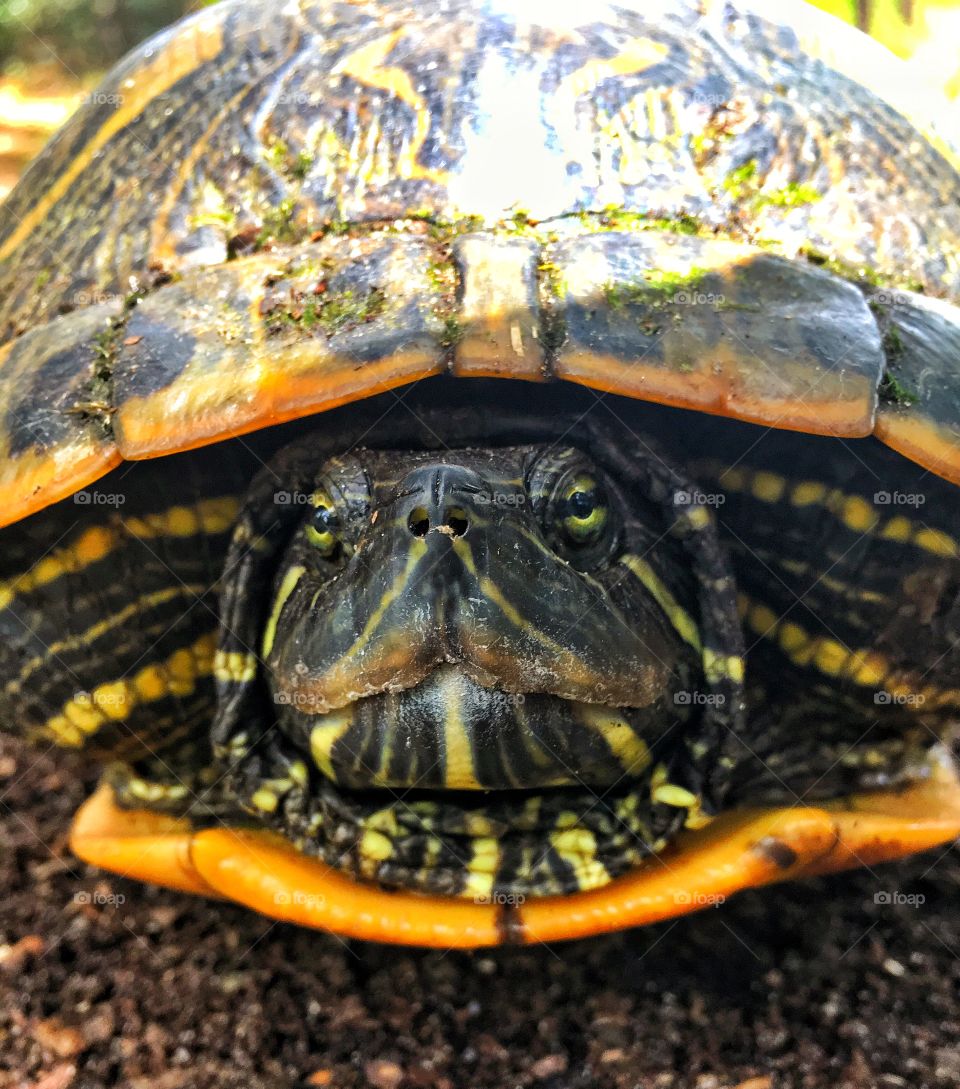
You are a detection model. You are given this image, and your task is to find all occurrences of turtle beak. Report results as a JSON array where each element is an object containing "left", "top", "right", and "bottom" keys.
[{"left": 268, "top": 460, "right": 677, "bottom": 713}]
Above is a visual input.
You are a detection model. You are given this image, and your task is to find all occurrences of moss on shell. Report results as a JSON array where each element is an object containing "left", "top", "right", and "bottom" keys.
[{"left": 265, "top": 285, "right": 387, "bottom": 337}]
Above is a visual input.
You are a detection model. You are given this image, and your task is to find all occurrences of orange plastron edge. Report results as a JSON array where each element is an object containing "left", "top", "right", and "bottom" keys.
[{"left": 71, "top": 756, "right": 960, "bottom": 948}]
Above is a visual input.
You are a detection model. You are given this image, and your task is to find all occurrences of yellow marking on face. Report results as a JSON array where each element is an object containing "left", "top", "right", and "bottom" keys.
[
  {"left": 813, "top": 639, "right": 851, "bottom": 677},
  {"left": 42, "top": 631, "right": 217, "bottom": 747},
  {"left": 65, "top": 693, "right": 104, "bottom": 733},
  {"left": 0, "top": 526, "right": 114, "bottom": 611},
  {"left": 453, "top": 538, "right": 591, "bottom": 675},
  {"left": 463, "top": 867, "right": 495, "bottom": 902},
  {"left": 746, "top": 601, "right": 779, "bottom": 637},
  {"left": 125, "top": 779, "right": 188, "bottom": 803},
  {"left": 0, "top": 11, "right": 224, "bottom": 262},
  {"left": 133, "top": 665, "right": 168, "bottom": 702},
  {"left": 842, "top": 495, "right": 879, "bottom": 533},
  {"left": 682, "top": 798, "right": 713, "bottom": 831},
  {"left": 363, "top": 805, "right": 400, "bottom": 837},
  {"left": 327, "top": 542, "right": 426, "bottom": 676},
  {"left": 336, "top": 30, "right": 446, "bottom": 185},
  {"left": 620, "top": 554, "right": 702, "bottom": 652},
  {"left": 741, "top": 593, "right": 902, "bottom": 690},
  {"left": 717, "top": 466, "right": 747, "bottom": 492},
  {"left": 769, "top": 556, "right": 888, "bottom": 605},
  {"left": 262, "top": 564, "right": 306, "bottom": 658},
  {"left": 914, "top": 528, "right": 958, "bottom": 558},
  {"left": 842, "top": 649, "right": 889, "bottom": 689},
  {"left": 678, "top": 505, "right": 712, "bottom": 531},
  {"left": 92, "top": 680, "right": 134, "bottom": 721},
  {"left": 212, "top": 650, "right": 258, "bottom": 685},
  {"left": 440, "top": 681, "right": 479, "bottom": 789},
  {"left": 466, "top": 838, "right": 501, "bottom": 887},
  {"left": 309, "top": 709, "right": 355, "bottom": 781},
  {"left": 557, "top": 37, "right": 669, "bottom": 101}
]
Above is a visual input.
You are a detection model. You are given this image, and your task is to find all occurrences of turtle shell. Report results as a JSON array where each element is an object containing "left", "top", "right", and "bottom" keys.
[
  {"left": 4, "top": 0, "right": 960, "bottom": 947},
  {"left": 3, "top": 0, "right": 960, "bottom": 529}
]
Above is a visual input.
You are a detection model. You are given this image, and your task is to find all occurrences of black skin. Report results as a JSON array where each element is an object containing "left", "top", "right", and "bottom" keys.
[
  {"left": 265, "top": 445, "right": 697, "bottom": 791},
  {"left": 208, "top": 410, "right": 746, "bottom": 896}
]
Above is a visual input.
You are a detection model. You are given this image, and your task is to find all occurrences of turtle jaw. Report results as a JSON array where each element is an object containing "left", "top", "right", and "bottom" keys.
[
  {"left": 70, "top": 746, "right": 960, "bottom": 948},
  {"left": 278, "top": 663, "right": 662, "bottom": 792},
  {"left": 257, "top": 661, "right": 685, "bottom": 900}
]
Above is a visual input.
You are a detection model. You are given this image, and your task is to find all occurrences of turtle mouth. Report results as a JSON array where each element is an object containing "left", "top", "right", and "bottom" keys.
[
  {"left": 261, "top": 664, "right": 688, "bottom": 899},
  {"left": 278, "top": 664, "right": 660, "bottom": 792}
]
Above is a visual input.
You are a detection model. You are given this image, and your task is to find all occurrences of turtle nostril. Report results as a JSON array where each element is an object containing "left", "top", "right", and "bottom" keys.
[
  {"left": 408, "top": 506, "right": 430, "bottom": 537},
  {"left": 444, "top": 506, "right": 469, "bottom": 536}
]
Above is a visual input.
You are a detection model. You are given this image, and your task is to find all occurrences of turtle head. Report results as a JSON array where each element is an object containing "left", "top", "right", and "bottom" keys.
[
  {"left": 264, "top": 444, "right": 694, "bottom": 791},
  {"left": 212, "top": 426, "right": 743, "bottom": 898}
]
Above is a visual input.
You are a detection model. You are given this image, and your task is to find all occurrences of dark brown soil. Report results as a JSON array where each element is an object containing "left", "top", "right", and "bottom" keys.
[{"left": 2, "top": 735, "right": 959, "bottom": 1089}]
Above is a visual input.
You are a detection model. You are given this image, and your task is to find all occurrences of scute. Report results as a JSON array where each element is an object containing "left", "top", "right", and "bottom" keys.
[
  {"left": 2, "top": 0, "right": 960, "bottom": 518},
  {"left": 551, "top": 231, "right": 884, "bottom": 435},
  {"left": 0, "top": 302, "right": 122, "bottom": 524},
  {"left": 871, "top": 290, "right": 960, "bottom": 484},
  {"left": 111, "top": 234, "right": 446, "bottom": 458}
]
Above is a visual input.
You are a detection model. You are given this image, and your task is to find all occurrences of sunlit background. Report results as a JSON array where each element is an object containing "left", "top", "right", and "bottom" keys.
[{"left": 1, "top": 0, "right": 959, "bottom": 200}]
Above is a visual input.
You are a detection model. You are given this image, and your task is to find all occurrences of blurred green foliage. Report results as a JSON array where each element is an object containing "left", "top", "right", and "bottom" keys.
[{"left": 0, "top": 0, "right": 197, "bottom": 76}]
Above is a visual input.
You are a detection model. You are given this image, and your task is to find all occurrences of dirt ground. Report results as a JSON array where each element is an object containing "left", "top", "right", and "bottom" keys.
[{"left": 1, "top": 736, "right": 959, "bottom": 1089}]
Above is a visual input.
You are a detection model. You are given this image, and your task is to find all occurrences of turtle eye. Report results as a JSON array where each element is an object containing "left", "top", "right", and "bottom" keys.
[
  {"left": 558, "top": 472, "right": 609, "bottom": 547},
  {"left": 305, "top": 488, "right": 341, "bottom": 558}
]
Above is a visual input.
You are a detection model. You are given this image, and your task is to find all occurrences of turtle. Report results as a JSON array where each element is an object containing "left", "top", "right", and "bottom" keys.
[{"left": 2, "top": 0, "right": 960, "bottom": 950}]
